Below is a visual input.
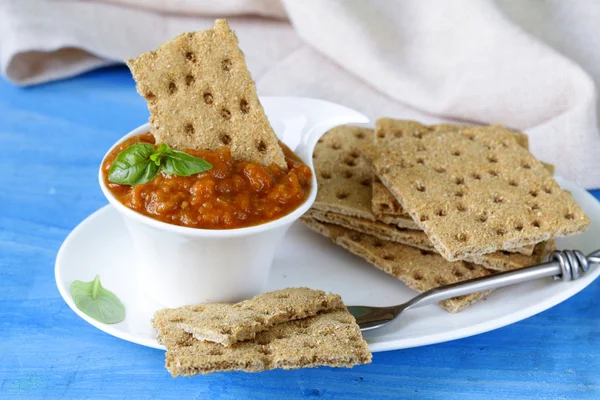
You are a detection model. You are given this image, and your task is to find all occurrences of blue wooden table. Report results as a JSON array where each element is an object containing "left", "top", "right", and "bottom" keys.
[{"left": 1, "top": 66, "right": 599, "bottom": 400}]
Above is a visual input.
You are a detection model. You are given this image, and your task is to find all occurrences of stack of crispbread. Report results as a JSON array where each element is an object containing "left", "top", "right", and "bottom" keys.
[
  {"left": 153, "top": 288, "right": 371, "bottom": 377},
  {"left": 302, "top": 121, "right": 590, "bottom": 312}
]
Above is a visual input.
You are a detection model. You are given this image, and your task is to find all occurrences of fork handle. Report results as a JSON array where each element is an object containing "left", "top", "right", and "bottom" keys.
[{"left": 402, "top": 249, "right": 600, "bottom": 311}]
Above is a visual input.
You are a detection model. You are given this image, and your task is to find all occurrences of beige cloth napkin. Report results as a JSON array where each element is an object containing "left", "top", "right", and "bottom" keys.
[{"left": 2, "top": 0, "right": 599, "bottom": 188}]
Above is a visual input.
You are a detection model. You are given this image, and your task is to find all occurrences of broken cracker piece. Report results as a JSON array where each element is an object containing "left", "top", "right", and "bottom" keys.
[
  {"left": 126, "top": 19, "right": 286, "bottom": 168},
  {"left": 305, "top": 209, "right": 553, "bottom": 271},
  {"left": 153, "top": 287, "right": 342, "bottom": 347},
  {"left": 311, "top": 125, "right": 418, "bottom": 229},
  {"left": 363, "top": 118, "right": 589, "bottom": 261},
  {"left": 159, "top": 309, "right": 371, "bottom": 376},
  {"left": 301, "top": 217, "right": 493, "bottom": 313}
]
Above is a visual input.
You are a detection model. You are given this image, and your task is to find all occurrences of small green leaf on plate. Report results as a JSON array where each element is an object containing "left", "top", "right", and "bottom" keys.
[{"left": 70, "top": 275, "right": 126, "bottom": 324}]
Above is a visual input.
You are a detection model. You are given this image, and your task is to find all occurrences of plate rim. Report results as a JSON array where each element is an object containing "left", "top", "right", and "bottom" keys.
[{"left": 55, "top": 178, "right": 600, "bottom": 353}]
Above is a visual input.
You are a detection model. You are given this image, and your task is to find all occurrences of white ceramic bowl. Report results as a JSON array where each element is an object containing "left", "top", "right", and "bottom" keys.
[{"left": 99, "top": 97, "right": 368, "bottom": 307}]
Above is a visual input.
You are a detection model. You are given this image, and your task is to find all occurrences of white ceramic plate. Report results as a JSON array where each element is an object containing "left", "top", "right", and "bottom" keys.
[{"left": 55, "top": 178, "right": 600, "bottom": 352}]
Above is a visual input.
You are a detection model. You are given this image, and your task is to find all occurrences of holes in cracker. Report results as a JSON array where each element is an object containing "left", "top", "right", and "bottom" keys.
[
  {"left": 373, "top": 239, "right": 384, "bottom": 248},
  {"left": 471, "top": 172, "right": 482, "bottom": 180},
  {"left": 361, "top": 178, "right": 372, "bottom": 187},
  {"left": 416, "top": 157, "right": 425, "bottom": 165},
  {"left": 420, "top": 250, "right": 434, "bottom": 256},
  {"left": 456, "top": 203, "right": 467, "bottom": 212},
  {"left": 377, "top": 131, "right": 386, "bottom": 138},
  {"left": 220, "top": 108, "right": 232, "bottom": 120},
  {"left": 312, "top": 152, "right": 318, "bottom": 159},
  {"left": 168, "top": 82, "right": 177, "bottom": 94},
  {"left": 495, "top": 227, "right": 506, "bottom": 236},
  {"left": 416, "top": 145, "right": 426, "bottom": 152},
  {"left": 435, "top": 277, "right": 447, "bottom": 287},
  {"left": 336, "top": 190, "right": 349, "bottom": 200},
  {"left": 258, "top": 346, "right": 272, "bottom": 355},
  {"left": 185, "top": 51, "right": 195, "bottom": 62},
  {"left": 488, "top": 155, "right": 498, "bottom": 163},
  {"left": 420, "top": 214, "right": 429, "bottom": 222},
  {"left": 478, "top": 212, "right": 488, "bottom": 223},
  {"left": 565, "top": 212, "right": 575, "bottom": 220},
  {"left": 508, "top": 180, "right": 519, "bottom": 187},
  {"left": 207, "top": 348, "right": 224, "bottom": 356},
  {"left": 530, "top": 203, "right": 541, "bottom": 211},
  {"left": 275, "top": 293, "right": 290, "bottom": 299},
  {"left": 331, "top": 142, "right": 342, "bottom": 150},
  {"left": 257, "top": 140, "right": 267, "bottom": 153},
  {"left": 532, "top": 220, "right": 541, "bottom": 228},
  {"left": 413, "top": 273, "right": 424, "bottom": 281},
  {"left": 415, "top": 181, "right": 426, "bottom": 192},
  {"left": 529, "top": 190, "right": 538, "bottom": 197},
  {"left": 240, "top": 99, "right": 250, "bottom": 114},
  {"left": 203, "top": 92, "right": 214, "bottom": 105},
  {"left": 488, "top": 170, "right": 499, "bottom": 177},
  {"left": 342, "top": 170, "right": 353, "bottom": 179},
  {"left": 434, "top": 166, "right": 446, "bottom": 173},
  {"left": 185, "top": 75, "right": 194, "bottom": 86},
  {"left": 493, "top": 194, "right": 505, "bottom": 204},
  {"left": 393, "top": 130, "right": 403, "bottom": 138},
  {"left": 303, "top": 341, "right": 317, "bottom": 349},
  {"left": 543, "top": 186, "right": 553, "bottom": 194},
  {"left": 382, "top": 254, "right": 395, "bottom": 261},
  {"left": 144, "top": 91, "right": 156, "bottom": 102},
  {"left": 465, "top": 264, "right": 476, "bottom": 271},
  {"left": 456, "top": 232, "right": 469, "bottom": 242},
  {"left": 220, "top": 133, "right": 232, "bottom": 145},
  {"left": 514, "top": 223, "right": 524, "bottom": 232},
  {"left": 184, "top": 123, "right": 195, "bottom": 135},
  {"left": 464, "top": 134, "right": 476, "bottom": 141},
  {"left": 455, "top": 177, "right": 465, "bottom": 185},
  {"left": 355, "top": 131, "right": 366, "bottom": 139},
  {"left": 521, "top": 161, "right": 532, "bottom": 169},
  {"left": 379, "top": 204, "right": 390, "bottom": 211},
  {"left": 168, "top": 317, "right": 185, "bottom": 323},
  {"left": 344, "top": 157, "right": 357, "bottom": 167},
  {"left": 453, "top": 268, "right": 464, "bottom": 278},
  {"left": 451, "top": 150, "right": 461, "bottom": 156},
  {"left": 455, "top": 190, "right": 465, "bottom": 198},
  {"left": 435, "top": 209, "right": 447, "bottom": 217},
  {"left": 350, "top": 149, "right": 361, "bottom": 158},
  {"left": 222, "top": 58, "right": 232, "bottom": 71},
  {"left": 320, "top": 171, "right": 331, "bottom": 180}
]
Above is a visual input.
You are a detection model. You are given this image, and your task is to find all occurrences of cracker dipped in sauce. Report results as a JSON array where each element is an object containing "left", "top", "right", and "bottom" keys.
[{"left": 103, "top": 19, "right": 312, "bottom": 229}]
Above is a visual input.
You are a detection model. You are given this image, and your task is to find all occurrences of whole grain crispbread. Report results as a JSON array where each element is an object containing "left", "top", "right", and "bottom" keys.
[
  {"left": 305, "top": 209, "right": 554, "bottom": 271},
  {"left": 301, "top": 217, "right": 493, "bottom": 312},
  {"left": 153, "top": 287, "right": 342, "bottom": 346},
  {"left": 159, "top": 309, "right": 372, "bottom": 376},
  {"left": 311, "top": 125, "right": 418, "bottom": 229},
  {"left": 126, "top": 19, "right": 286, "bottom": 168},
  {"left": 363, "top": 118, "right": 589, "bottom": 261}
]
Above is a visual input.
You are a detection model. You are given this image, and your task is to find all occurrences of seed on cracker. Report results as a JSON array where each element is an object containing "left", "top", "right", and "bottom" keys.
[
  {"left": 126, "top": 19, "right": 286, "bottom": 168},
  {"left": 153, "top": 287, "right": 343, "bottom": 347},
  {"left": 363, "top": 118, "right": 589, "bottom": 261},
  {"left": 301, "top": 217, "right": 492, "bottom": 313},
  {"left": 304, "top": 209, "right": 554, "bottom": 272},
  {"left": 158, "top": 308, "right": 371, "bottom": 376}
]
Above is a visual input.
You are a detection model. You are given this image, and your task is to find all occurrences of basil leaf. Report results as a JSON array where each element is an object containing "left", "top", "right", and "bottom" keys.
[
  {"left": 162, "top": 149, "right": 213, "bottom": 176},
  {"left": 70, "top": 275, "right": 125, "bottom": 324},
  {"left": 108, "top": 143, "right": 159, "bottom": 186}
]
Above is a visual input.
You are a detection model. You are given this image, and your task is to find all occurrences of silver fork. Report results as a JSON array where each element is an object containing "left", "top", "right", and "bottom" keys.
[{"left": 348, "top": 249, "right": 600, "bottom": 331}]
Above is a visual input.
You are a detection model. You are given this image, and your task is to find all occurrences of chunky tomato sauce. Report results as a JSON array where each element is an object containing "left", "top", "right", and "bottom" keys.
[{"left": 102, "top": 133, "right": 312, "bottom": 229}]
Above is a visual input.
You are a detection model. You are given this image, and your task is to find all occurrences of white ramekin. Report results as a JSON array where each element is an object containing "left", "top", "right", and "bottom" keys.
[{"left": 99, "top": 97, "right": 368, "bottom": 307}]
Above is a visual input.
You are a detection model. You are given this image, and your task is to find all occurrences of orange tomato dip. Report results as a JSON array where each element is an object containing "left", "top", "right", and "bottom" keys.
[{"left": 102, "top": 133, "right": 312, "bottom": 229}]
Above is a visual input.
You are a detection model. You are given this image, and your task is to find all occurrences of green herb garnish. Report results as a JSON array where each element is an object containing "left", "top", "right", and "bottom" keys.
[
  {"left": 70, "top": 275, "right": 126, "bottom": 324},
  {"left": 108, "top": 142, "right": 212, "bottom": 186}
]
